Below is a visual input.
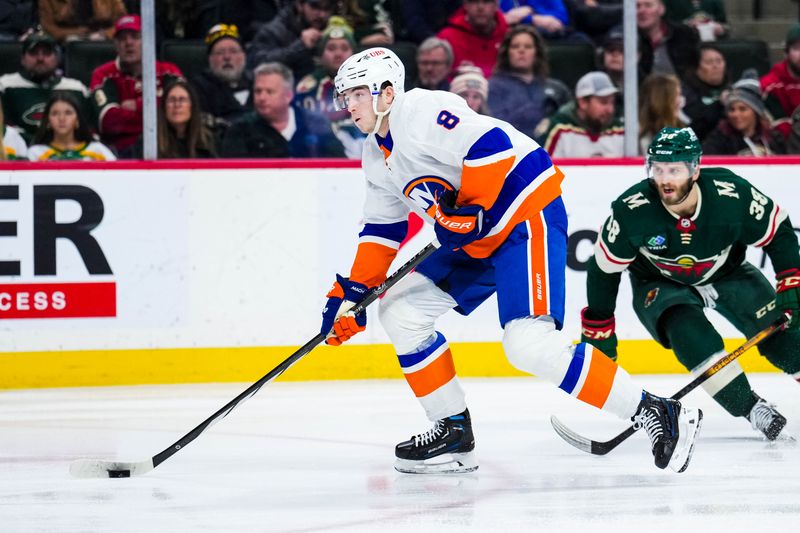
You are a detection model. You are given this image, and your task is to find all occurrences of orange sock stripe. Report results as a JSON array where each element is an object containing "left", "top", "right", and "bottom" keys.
[
  {"left": 576, "top": 349, "right": 618, "bottom": 408},
  {"left": 404, "top": 348, "right": 457, "bottom": 398},
  {"left": 350, "top": 242, "right": 399, "bottom": 287},
  {"left": 527, "top": 215, "right": 549, "bottom": 316}
]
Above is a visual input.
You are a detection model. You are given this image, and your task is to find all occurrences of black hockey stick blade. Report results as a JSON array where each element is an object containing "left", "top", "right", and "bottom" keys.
[
  {"left": 551, "top": 312, "right": 790, "bottom": 456},
  {"left": 69, "top": 240, "right": 440, "bottom": 478}
]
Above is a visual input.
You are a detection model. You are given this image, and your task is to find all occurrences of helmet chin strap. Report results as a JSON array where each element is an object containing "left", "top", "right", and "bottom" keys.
[{"left": 371, "top": 95, "right": 394, "bottom": 135}]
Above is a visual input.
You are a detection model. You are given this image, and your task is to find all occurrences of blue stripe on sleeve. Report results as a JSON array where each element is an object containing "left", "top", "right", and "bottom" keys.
[
  {"left": 397, "top": 332, "right": 447, "bottom": 369},
  {"left": 359, "top": 221, "right": 409, "bottom": 243},
  {"left": 558, "top": 342, "right": 586, "bottom": 394},
  {"left": 464, "top": 127, "right": 513, "bottom": 161}
]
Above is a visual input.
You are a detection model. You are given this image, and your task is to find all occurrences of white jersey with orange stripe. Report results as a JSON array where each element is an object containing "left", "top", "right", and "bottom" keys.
[{"left": 360, "top": 89, "right": 563, "bottom": 259}]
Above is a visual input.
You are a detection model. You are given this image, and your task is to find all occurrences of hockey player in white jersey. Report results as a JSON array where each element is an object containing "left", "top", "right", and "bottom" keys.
[{"left": 319, "top": 47, "right": 703, "bottom": 474}]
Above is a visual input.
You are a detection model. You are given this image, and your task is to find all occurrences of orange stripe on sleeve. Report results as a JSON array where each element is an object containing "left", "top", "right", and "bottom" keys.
[
  {"left": 458, "top": 155, "right": 516, "bottom": 210},
  {"left": 350, "top": 242, "right": 399, "bottom": 287},
  {"left": 528, "top": 215, "right": 549, "bottom": 316},
  {"left": 576, "top": 349, "right": 617, "bottom": 409},
  {"left": 404, "top": 349, "right": 457, "bottom": 398}
]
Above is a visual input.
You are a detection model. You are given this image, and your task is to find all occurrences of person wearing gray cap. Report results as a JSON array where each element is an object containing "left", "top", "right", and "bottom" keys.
[
  {"left": 540, "top": 71, "right": 624, "bottom": 158},
  {"left": 703, "top": 77, "right": 785, "bottom": 156}
]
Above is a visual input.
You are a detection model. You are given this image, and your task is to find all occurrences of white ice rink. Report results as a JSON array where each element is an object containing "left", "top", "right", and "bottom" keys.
[{"left": 1, "top": 374, "right": 798, "bottom": 533}]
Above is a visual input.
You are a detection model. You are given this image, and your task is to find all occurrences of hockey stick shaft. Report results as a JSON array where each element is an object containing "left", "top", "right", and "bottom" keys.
[
  {"left": 552, "top": 312, "right": 790, "bottom": 456},
  {"left": 72, "top": 240, "right": 440, "bottom": 478}
]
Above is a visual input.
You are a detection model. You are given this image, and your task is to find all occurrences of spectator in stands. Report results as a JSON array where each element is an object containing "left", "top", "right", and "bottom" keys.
[
  {"left": 220, "top": 0, "right": 286, "bottom": 43},
  {"left": 761, "top": 24, "right": 800, "bottom": 140},
  {"left": 786, "top": 106, "right": 800, "bottom": 154},
  {"left": 681, "top": 42, "right": 728, "bottom": 142},
  {"left": 191, "top": 23, "right": 252, "bottom": 137},
  {"left": 1, "top": 99, "right": 28, "bottom": 159},
  {"left": 637, "top": 0, "right": 698, "bottom": 79},
  {"left": 155, "top": 0, "right": 219, "bottom": 42},
  {"left": 488, "top": 25, "right": 570, "bottom": 139},
  {"left": 294, "top": 16, "right": 363, "bottom": 158},
  {"left": 27, "top": 91, "right": 116, "bottom": 160},
  {"left": 123, "top": 79, "right": 216, "bottom": 158},
  {"left": 162, "top": 79, "right": 216, "bottom": 158},
  {"left": 221, "top": 62, "right": 344, "bottom": 158},
  {"left": 338, "top": 0, "right": 394, "bottom": 46},
  {"left": 703, "top": 78, "right": 784, "bottom": 157},
  {"left": 38, "top": 0, "right": 127, "bottom": 42},
  {"left": 0, "top": 1, "right": 35, "bottom": 42},
  {"left": 90, "top": 15, "right": 183, "bottom": 152},
  {"left": 499, "top": 0, "right": 591, "bottom": 43},
  {"left": 0, "top": 31, "right": 90, "bottom": 143},
  {"left": 414, "top": 37, "right": 453, "bottom": 91},
  {"left": 437, "top": 0, "right": 508, "bottom": 78},
  {"left": 638, "top": 72, "right": 686, "bottom": 153},
  {"left": 397, "top": 0, "right": 460, "bottom": 44},
  {"left": 663, "top": 0, "right": 726, "bottom": 41},
  {"left": 596, "top": 26, "right": 653, "bottom": 113},
  {"left": 570, "top": 0, "right": 623, "bottom": 43},
  {"left": 248, "top": 0, "right": 335, "bottom": 80},
  {"left": 542, "top": 71, "right": 624, "bottom": 158},
  {"left": 449, "top": 66, "right": 490, "bottom": 115}
]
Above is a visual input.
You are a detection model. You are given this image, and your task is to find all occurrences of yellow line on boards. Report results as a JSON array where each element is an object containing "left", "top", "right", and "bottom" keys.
[{"left": 0, "top": 339, "right": 780, "bottom": 389}]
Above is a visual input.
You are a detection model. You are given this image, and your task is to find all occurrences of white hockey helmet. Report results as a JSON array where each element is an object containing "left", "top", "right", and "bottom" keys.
[{"left": 333, "top": 47, "right": 405, "bottom": 132}]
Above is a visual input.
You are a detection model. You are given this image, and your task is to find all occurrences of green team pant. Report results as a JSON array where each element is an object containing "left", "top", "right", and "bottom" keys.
[{"left": 630, "top": 262, "right": 800, "bottom": 417}]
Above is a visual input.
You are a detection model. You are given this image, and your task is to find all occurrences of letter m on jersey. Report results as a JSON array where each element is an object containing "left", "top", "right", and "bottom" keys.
[
  {"left": 713, "top": 180, "right": 739, "bottom": 198},
  {"left": 622, "top": 192, "right": 650, "bottom": 210}
]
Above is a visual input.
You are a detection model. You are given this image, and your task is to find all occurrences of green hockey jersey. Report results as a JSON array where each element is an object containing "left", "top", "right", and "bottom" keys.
[{"left": 588, "top": 168, "right": 800, "bottom": 312}]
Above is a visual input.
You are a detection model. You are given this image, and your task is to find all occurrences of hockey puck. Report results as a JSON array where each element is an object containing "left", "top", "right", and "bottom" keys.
[{"left": 108, "top": 469, "right": 131, "bottom": 478}]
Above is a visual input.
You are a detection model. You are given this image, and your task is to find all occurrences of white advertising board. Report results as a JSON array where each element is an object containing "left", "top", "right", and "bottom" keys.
[{"left": 1, "top": 163, "right": 798, "bottom": 352}]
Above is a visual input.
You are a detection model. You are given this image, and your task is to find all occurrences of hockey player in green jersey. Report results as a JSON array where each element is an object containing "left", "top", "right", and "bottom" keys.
[{"left": 582, "top": 126, "right": 800, "bottom": 440}]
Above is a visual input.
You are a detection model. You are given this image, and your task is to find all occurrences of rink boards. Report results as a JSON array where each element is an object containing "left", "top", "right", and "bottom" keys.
[{"left": 1, "top": 158, "right": 798, "bottom": 388}]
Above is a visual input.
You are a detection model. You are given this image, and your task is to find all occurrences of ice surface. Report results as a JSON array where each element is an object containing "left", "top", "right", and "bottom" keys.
[{"left": 1, "top": 375, "right": 798, "bottom": 532}]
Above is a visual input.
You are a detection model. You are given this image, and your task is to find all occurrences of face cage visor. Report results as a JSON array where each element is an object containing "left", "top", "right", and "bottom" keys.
[
  {"left": 332, "top": 86, "right": 378, "bottom": 111},
  {"left": 646, "top": 157, "right": 699, "bottom": 181}
]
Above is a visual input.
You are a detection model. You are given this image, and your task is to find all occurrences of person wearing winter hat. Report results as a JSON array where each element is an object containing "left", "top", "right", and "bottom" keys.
[
  {"left": 191, "top": 24, "right": 252, "bottom": 136},
  {"left": 760, "top": 23, "right": 800, "bottom": 138},
  {"left": 703, "top": 77, "right": 784, "bottom": 156},
  {"left": 449, "top": 66, "right": 489, "bottom": 114},
  {"left": 294, "top": 16, "right": 363, "bottom": 158}
]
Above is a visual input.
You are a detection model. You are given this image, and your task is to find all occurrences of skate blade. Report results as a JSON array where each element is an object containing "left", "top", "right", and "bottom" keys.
[
  {"left": 394, "top": 452, "right": 478, "bottom": 474},
  {"left": 670, "top": 408, "right": 703, "bottom": 473}
]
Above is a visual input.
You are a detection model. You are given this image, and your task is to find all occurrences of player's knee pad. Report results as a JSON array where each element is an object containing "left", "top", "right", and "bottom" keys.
[
  {"left": 378, "top": 272, "right": 456, "bottom": 354},
  {"left": 502, "top": 316, "right": 571, "bottom": 381}
]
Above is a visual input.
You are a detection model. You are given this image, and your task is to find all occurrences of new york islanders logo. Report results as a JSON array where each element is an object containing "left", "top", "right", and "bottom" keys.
[{"left": 403, "top": 176, "right": 455, "bottom": 216}]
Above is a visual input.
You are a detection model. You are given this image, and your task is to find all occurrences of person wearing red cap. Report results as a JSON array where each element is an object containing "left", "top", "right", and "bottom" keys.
[{"left": 89, "top": 15, "right": 183, "bottom": 152}]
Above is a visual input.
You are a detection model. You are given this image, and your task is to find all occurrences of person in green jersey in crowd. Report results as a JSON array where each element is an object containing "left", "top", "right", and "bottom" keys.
[
  {"left": 581, "top": 126, "right": 800, "bottom": 441},
  {"left": 27, "top": 91, "right": 116, "bottom": 161}
]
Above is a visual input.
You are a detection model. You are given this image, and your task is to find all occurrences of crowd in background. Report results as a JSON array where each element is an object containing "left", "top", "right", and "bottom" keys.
[{"left": 3, "top": 0, "right": 800, "bottom": 161}]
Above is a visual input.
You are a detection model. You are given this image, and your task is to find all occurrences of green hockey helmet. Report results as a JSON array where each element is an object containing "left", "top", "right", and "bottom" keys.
[{"left": 646, "top": 127, "right": 702, "bottom": 177}]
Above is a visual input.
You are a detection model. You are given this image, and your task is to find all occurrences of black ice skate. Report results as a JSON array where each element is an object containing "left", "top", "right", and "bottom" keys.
[
  {"left": 747, "top": 394, "right": 787, "bottom": 441},
  {"left": 394, "top": 409, "right": 478, "bottom": 474},
  {"left": 632, "top": 392, "right": 702, "bottom": 473}
]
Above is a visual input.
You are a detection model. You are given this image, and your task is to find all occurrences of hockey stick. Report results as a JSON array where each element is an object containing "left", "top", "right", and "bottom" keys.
[
  {"left": 70, "top": 240, "right": 440, "bottom": 478},
  {"left": 550, "top": 312, "right": 791, "bottom": 456}
]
